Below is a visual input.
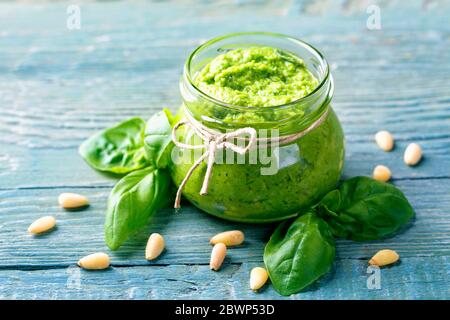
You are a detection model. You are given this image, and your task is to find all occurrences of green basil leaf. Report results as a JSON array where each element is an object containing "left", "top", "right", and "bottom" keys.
[
  {"left": 105, "top": 166, "right": 170, "bottom": 250},
  {"left": 264, "top": 212, "right": 335, "bottom": 296},
  {"left": 79, "top": 117, "right": 148, "bottom": 174},
  {"left": 164, "top": 107, "right": 183, "bottom": 126},
  {"left": 144, "top": 109, "right": 175, "bottom": 169},
  {"left": 318, "top": 176, "right": 415, "bottom": 241}
]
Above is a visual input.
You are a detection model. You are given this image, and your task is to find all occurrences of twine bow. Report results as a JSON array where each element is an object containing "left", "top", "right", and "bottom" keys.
[
  {"left": 171, "top": 109, "right": 329, "bottom": 209},
  {"left": 171, "top": 117, "right": 257, "bottom": 208}
]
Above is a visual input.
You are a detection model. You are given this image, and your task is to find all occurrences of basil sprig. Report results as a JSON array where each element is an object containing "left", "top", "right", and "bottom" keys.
[
  {"left": 317, "top": 176, "right": 415, "bottom": 241},
  {"left": 264, "top": 212, "right": 335, "bottom": 296},
  {"left": 80, "top": 109, "right": 178, "bottom": 250},
  {"left": 105, "top": 167, "right": 170, "bottom": 250},
  {"left": 79, "top": 117, "right": 148, "bottom": 174},
  {"left": 264, "top": 176, "right": 415, "bottom": 296}
]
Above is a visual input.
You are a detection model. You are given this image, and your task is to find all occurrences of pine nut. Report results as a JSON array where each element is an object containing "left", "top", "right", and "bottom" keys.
[
  {"left": 78, "top": 252, "right": 110, "bottom": 270},
  {"left": 58, "top": 193, "right": 89, "bottom": 209},
  {"left": 375, "top": 130, "right": 394, "bottom": 151},
  {"left": 250, "top": 267, "right": 269, "bottom": 291},
  {"left": 210, "top": 243, "right": 227, "bottom": 271},
  {"left": 210, "top": 230, "right": 244, "bottom": 246},
  {"left": 404, "top": 143, "right": 422, "bottom": 166},
  {"left": 28, "top": 216, "right": 56, "bottom": 235},
  {"left": 369, "top": 249, "right": 399, "bottom": 267},
  {"left": 373, "top": 165, "right": 391, "bottom": 182},
  {"left": 145, "top": 233, "right": 165, "bottom": 260}
]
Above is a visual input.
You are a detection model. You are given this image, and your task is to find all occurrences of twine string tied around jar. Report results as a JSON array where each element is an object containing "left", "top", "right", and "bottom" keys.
[{"left": 171, "top": 109, "right": 329, "bottom": 209}]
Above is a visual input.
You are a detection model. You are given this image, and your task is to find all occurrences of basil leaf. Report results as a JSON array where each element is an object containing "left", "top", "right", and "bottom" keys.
[
  {"left": 164, "top": 107, "right": 183, "bottom": 126},
  {"left": 144, "top": 109, "right": 175, "bottom": 169},
  {"left": 105, "top": 166, "right": 170, "bottom": 250},
  {"left": 318, "top": 176, "right": 415, "bottom": 241},
  {"left": 79, "top": 117, "right": 148, "bottom": 174},
  {"left": 264, "top": 212, "right": 335, "bottom": 296}
]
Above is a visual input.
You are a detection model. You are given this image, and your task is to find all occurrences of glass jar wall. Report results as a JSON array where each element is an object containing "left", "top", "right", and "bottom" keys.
[{"left": 170, "top": 32, "right": 345, "bottom": 223}]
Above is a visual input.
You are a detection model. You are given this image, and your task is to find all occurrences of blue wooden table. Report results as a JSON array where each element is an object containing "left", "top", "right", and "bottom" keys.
[{"left": 0, "top": 0, "right": 449, "bottom": 300}]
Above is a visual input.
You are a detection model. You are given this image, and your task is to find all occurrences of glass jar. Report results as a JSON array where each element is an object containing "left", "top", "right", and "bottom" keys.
[{"left": 170, "top": 32, "right": 344, "bottom": 223}]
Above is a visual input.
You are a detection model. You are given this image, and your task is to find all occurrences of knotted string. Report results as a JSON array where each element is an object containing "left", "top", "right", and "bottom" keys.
[{"left": 171, "top": 109, "right": 329, "bottom": 208}]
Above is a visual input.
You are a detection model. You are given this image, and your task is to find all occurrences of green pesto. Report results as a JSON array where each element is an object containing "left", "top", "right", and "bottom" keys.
[
  {"left": 194, "top": 47, "right": 318, "bottom": 107},
  {"left": 170, "top": 109, "right": 344, "bottom": 222},
  {"left": 172, "top": 47, "right": 344, "bottom": 222}
]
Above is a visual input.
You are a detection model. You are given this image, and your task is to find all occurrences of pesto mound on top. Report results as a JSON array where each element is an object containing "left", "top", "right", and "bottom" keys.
[{"left": 194, "top": 47, "right": 319, "bottom": 107}]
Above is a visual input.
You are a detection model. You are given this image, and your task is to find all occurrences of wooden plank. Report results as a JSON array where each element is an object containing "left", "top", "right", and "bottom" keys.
[
  {"left": 0, "top": 179, "right": 448, "bottom": 268},
  {"left": 0, "top": 257, "right": 448, "bottom": 300}
]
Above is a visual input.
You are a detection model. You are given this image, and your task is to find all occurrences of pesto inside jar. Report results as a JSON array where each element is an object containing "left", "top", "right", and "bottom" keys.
[
  {"left": 172, "top": 43, "right": 344, "bottom": 223},
  {"left": 194, "top": 47, "right": 318, "bottom": 107}
]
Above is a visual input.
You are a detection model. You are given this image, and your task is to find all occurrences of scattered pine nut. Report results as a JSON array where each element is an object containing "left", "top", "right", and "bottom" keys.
[
  {"left": 375, "top": 131, "right": 394, "bottom": 152},
  {"left": 28, "top": 216, "right": 56, "bottom": 235},
  {"left": 210, "top": 230, "right": 244, "bottom": 247},
  {"left": 404, "top": 143, "right": 422, "bottom": 166},
  {"left": 250, "top": 267, "right": 269, "bottom": 291},
  {"left": 58, "top": 193, "right": 89, "bottom": 209},
  {"left": 78, "top": 252, "right": 110, "bottom": 270},
  {"left": 369, "top": 249, "right": 399, "bottom": 267},
  {"left": 373, "top": 165, "right": 391, "bottom": 182},
  {"left": 210, "top": 243, "right": 227, "bottom": 271},
  {"left": 145, "top": 233, "right": 165, "bottom": 260}
]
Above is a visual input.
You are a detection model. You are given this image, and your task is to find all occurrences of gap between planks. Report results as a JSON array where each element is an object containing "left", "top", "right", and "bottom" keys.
[{"left": 1, "top": 254, "right": 445, "bottom": 272}]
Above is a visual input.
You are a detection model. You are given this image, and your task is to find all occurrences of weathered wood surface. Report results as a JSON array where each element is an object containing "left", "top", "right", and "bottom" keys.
[
  {"left": 0, "top": 0, "right": 449, "bottom": 299},
  {"left": 1, "top": 257, "right": 448, "bottom": 300},
  {"left": 0, "top": 179, "right": 448, "bottom": 268}
]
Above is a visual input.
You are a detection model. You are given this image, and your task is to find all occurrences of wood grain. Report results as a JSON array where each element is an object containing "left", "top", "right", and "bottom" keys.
[
  {"left": 0, "top": 257, "right": 448, "bottom": 300},
  {"left": 0, "top": 0, "right": 448, "bottom": 299}
]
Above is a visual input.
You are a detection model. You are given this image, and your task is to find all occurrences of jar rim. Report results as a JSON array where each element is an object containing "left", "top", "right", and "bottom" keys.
[{"left": 183, "top": 31, "right": 331, "bottom": 111}]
